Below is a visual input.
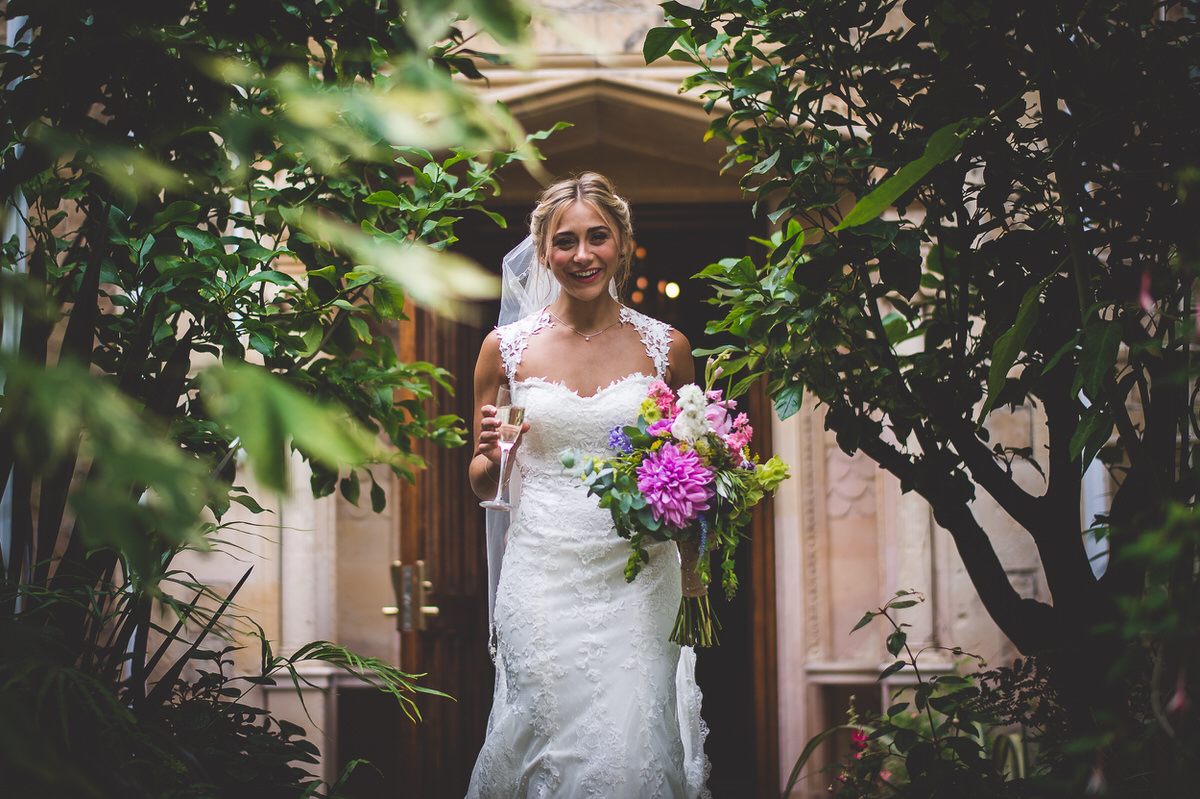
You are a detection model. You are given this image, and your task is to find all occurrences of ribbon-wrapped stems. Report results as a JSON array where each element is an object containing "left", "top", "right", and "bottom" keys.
[{"left": 672, "top": 538, "right": 720, "bottom": 647}]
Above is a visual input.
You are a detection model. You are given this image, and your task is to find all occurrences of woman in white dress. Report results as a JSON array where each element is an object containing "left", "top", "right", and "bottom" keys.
[{"left": 467, "top": 173, "right": 710, "bottom": 798}]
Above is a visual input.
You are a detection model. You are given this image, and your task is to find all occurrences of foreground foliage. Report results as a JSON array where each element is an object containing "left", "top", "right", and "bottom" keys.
[
  {"left": 785, "top": 593, "right": 1031, "bottom": 798},
  {"left": 648, "top": 0, "right": 1199, "bottom": 793},
  {"left": 1, "top": 0, "right": 543, "bottom": 793}
]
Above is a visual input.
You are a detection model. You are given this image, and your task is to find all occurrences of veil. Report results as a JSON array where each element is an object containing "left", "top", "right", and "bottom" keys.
[
  {"left": 483, "top": 234, "right": 619, "bottom": 655},
  {"left": 498, "top": 235, "right": 559, "bottom": 326},
  {"left": 484, "top": 235, "right": 556, "bottom": 656}
]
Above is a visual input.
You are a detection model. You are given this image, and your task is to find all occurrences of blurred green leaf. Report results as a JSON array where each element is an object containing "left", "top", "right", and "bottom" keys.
[{"left": 202, "top": 364, "right": 383, "bottom": 491}]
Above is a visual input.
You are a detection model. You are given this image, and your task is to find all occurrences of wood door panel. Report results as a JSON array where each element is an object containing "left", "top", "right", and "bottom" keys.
[{"left": 394, "top": 307, "right": 493, "bottom": 799}]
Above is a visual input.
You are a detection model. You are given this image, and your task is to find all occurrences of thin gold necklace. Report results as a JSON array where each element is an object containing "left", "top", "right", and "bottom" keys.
[{"left": 548, "top": 308, "right": 624, "bottom": 342}]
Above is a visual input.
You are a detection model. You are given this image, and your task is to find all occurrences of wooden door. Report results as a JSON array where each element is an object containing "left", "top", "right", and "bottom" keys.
[
  {"left": 392, "top": 306, "right": 494, "bottom": 799},
  {"left": 329, "top": 303, "right": 492, "bottom": 799}
]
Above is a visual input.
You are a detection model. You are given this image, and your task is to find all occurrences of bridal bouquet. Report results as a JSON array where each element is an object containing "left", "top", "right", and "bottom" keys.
[{"left": 562, "top": 377, "right": 789, "bottom": 647}]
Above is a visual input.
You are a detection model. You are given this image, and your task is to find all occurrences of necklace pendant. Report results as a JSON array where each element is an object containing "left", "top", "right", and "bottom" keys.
[{"left": 584, "top": 335, "right": 591, "bottom": 342}]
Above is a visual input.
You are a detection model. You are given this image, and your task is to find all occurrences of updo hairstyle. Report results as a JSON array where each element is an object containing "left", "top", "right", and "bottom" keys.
[{"left": 529, "top": 172, "right": 635, "bottom": 293}]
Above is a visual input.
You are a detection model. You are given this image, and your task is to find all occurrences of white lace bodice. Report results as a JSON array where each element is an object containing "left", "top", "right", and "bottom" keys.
[
  {"left": 497, "top": 306, "right": 673, "bottom": 387},
  {"left": 467, "top": 308, "right": 709, "bottom": 799}
]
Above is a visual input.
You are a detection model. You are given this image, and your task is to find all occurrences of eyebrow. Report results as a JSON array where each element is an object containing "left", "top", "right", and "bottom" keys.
[{"left": 554, "top": 225, "right": 611, "bottom": 238}]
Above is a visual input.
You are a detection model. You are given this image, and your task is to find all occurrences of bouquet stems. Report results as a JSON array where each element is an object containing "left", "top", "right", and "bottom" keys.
[{"left": 672, "top": 540, "right": 721, "bottom": 647}]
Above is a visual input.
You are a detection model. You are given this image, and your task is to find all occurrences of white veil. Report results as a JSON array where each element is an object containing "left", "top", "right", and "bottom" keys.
[
  {"left": 483, "top": 234, "right": 620, "bottom": 656},
  {"left": 484, "top": 235, "right": 557, "bottom": 656},
  {"left": 498, "top": 235, "right": 559, "bottom": 327}
]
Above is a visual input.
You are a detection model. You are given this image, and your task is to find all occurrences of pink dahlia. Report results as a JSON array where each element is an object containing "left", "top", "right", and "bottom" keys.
[{"left": 637, "top": 442, "right": 714, "bottom": 529}]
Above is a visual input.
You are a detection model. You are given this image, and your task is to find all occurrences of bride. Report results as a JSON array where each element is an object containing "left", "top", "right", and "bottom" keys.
[{"left": 466, "top": 173, "right": 711, "bottom": 798}]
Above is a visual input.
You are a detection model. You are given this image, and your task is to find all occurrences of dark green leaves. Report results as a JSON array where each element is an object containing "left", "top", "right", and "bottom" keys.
[
  {"left": 834, "top": 119, "right": 982, "bottom": 232},
  {"left": 978, "top": 280, "right": 1044, "bottom": 422},
  {"left": 643, "top": 26, "right": 685, "bottom": 63},
  {"left": 773, "top": 385, "right": 803, "bottom": 420},
  {"left": 1074, "top": 321, "right": 1122, "bottom": 402},
  {"left": 0, "top": 0, "right": 554, "bottom": 617}
]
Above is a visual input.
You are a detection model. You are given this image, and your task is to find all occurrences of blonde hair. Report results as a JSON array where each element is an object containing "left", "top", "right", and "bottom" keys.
[{"left": 529, "top": 172, "right": 634, "bottom": 293}]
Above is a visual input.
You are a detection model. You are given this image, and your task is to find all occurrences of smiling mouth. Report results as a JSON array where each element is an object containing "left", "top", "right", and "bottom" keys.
[{"left": 573, "top": 268, "right": 602, "bottom": 280}]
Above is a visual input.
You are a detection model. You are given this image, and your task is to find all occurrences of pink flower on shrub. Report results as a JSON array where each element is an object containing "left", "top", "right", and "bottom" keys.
[{"left": 637, "top": 442, "right": 713, "bottom": 529}]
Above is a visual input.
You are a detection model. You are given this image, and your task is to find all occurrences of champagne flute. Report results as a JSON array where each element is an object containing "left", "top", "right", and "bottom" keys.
[{"left": 480, "top": 385, "right": 524, "bottom": 511}]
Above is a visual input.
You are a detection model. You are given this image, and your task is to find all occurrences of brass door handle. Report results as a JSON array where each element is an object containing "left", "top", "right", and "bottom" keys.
[{"left": 387, "top": 560, "right": 439, "bottom": 631}]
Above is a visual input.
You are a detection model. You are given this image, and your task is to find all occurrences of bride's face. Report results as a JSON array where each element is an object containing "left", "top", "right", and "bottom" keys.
[{"left": 545, "top": 201, "right": 623, "bottom": 303}]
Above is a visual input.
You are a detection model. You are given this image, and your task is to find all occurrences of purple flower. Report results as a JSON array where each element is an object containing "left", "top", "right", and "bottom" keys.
[
  {"left": 608, "top": 425, "right": 634, "bottom": 454},
  {"left": 647, "top": 418, "right": 673, "bottom": 437},
  {"left": 637, "top": 442, "right": 714, "bottom": 529}
]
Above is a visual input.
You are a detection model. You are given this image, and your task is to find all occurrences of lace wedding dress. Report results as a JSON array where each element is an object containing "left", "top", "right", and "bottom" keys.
[{"left": 466, "top": 307, "right": 710, "bottom": 799}]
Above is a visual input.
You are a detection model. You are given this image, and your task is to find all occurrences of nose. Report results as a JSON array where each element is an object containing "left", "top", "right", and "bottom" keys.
[{"left": 573, "top": 239, "right": 592, "bottom": 263}]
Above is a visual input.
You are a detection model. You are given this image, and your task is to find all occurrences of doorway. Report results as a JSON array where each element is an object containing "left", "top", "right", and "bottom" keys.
[{"left": 338, "top": 200, "right": 779, "bottom": 798}]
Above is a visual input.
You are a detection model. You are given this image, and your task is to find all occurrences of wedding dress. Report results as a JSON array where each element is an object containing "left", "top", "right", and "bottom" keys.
[{"left": 466, "top": 307, "right": 710, "bottom": 799}]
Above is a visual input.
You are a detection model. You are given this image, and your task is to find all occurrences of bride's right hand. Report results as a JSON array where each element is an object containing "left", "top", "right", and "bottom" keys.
[
  {"left": 476, "top": 404, "right": 530, "bottom": 469},
  {"left": 476, "top": 403, "right": 502, "bottom": 467}
]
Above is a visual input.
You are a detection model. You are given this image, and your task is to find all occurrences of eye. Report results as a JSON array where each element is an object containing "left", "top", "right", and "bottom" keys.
[
  {"left": 590, "top": 231, "right": 609, "bottom": 244},
  {"left": 554, "top": 236, "right": 575, "bottom": 249}
]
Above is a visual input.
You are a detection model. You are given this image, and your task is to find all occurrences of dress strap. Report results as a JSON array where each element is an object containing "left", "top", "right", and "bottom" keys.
[
  {"left": 496, "top": 309, "right": 552, "bottom": 385},
  {"left": 620, "top": 307, "right": 673, "bottom": 380}
]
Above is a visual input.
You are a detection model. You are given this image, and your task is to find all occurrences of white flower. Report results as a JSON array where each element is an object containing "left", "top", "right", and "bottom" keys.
[
  {"left": 677, "top": 384, "right": 706, "bottom": 413},
  {"left": 671, "top": 384, "right": 710, "bottom": 443},
  {"left": 671, "top": 414, "right": 706, "bottom": 443}
]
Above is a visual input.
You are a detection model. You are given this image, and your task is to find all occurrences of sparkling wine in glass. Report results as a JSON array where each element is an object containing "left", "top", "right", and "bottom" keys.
[{"left": 481, "top": 386, "right": 524, "bottom": 511}]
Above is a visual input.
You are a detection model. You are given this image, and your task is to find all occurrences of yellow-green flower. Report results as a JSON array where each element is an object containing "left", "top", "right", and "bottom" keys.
[
  {"left": 640, "top": 398, "right": 662, "bottom": 423},
  {"left": 757, "top": 455, "right": 790, "bottom": 491}
]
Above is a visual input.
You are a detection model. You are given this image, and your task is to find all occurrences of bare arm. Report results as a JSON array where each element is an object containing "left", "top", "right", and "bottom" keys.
[
  {"left": 470, "top": 331, "right": 506, "bottom": 499},
  {"left": 469, "top": 330, "right": 531, "bottom": 499}
]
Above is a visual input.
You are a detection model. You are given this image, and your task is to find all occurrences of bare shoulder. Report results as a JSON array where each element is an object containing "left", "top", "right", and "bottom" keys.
[
  {"left": 667, "top": 325, "right": 692, "bottom": 355},
  {"left": 475, "top": 328, "right": 503, "bottom": 376},
  {"left": 666, "top": 325, "right": 695, "bottom": 388},
  {"left": 480, "top": 326, "right": 503, "bottom": 350}
]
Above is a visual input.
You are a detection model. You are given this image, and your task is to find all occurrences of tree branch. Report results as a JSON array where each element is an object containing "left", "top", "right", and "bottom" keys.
[
  {"left": 927, "top": 501, "right": 1058, "bottom": 655},
  {"left": 945, "top": 419, "right": 1045, "bottom": 533}
]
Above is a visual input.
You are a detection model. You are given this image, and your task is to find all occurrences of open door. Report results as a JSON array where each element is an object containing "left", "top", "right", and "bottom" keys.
[{"left": 390, "top": 306, "right": 495, "bottom": 799}]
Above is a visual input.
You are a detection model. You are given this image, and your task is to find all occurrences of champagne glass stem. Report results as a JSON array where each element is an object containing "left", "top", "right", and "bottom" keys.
[{"left": 489, "top": 445, "right": 511, "bottom": 505}]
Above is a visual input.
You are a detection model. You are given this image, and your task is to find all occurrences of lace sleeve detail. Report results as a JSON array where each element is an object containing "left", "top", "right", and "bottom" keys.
[
  {"left": 497, "top": 310, "right": 552, "bottom": 384},
  {"left": 621, "top": 307, "right": 674, "bottom": 380}
]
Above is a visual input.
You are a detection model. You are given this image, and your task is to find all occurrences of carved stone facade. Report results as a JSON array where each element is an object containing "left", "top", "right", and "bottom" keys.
[{"left": 774, "top": 396, "right": 1053, "bottom": 796}]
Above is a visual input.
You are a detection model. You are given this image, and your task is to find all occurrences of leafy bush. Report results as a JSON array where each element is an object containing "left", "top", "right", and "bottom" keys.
[
  {"left": 1, "top": 0, "right": 551, "bottom": 793},
  {"left": 652, "top": 0, "right": 1200, "bottom": 761},
  {"left": 1, "top": 595, "right": 441, "bottom": 798},
  {"left": 786, "top": 592, "right": 1041, "bottom": 798}
]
